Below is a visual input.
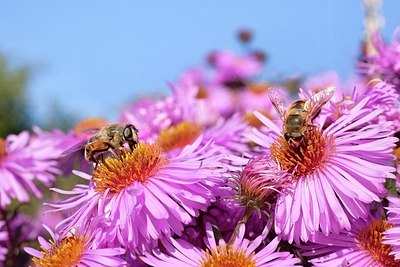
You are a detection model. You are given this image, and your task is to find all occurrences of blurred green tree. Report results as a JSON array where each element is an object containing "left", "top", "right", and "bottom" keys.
[{"left": 0, "top": 54, "right": 31, "bottom": 137}]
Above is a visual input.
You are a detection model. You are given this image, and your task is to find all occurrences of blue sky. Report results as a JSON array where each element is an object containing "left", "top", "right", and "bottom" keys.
[{"left": 1, "top": 1, "right": 400, "bottom": 125}]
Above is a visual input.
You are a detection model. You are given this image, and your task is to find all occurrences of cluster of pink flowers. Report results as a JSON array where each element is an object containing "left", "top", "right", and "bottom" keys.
[
  {"left": 359, "top": 29, "right": 400, "bottom": 92},
  {"left": 1, "top": 30, "right": 400, "bottom": 266}
]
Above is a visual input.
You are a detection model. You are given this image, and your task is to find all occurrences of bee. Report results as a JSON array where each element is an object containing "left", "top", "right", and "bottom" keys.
[
  {"left": 268, "top": 87, "right": 335, "bottom": 147},
  {"left": 62, "top": 124, "right": 139, "bottom": 165}
]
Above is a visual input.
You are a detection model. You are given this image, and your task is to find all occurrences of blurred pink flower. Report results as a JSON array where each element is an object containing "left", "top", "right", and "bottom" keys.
[
  {"left": 141, "top": 223, "right": 300, "bottom": 266},
  {"left": 0, "top": 220, "right": 7, "bottom": 262},
  {"left": 359, "top": 30, "right": 400, "bottom": 92},
  {"left": 120, "top": 96, "right": 182, "bottom": 142},
  {"left": 302, "top": 71, "right": 341, "bottom": 93},
  {"left": 212, "top": 50, "right": 262, "bottom": 86},
  {"left": 0, "top": 131, "right": 60, "bottom": 208}
]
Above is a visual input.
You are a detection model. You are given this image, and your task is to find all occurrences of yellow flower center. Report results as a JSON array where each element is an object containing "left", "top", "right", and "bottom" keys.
[
  {"left": 93, "top": 143, "right": 168, "bottom": 194},
  {"left": 73, "top": 117, "right": 108, "bottom": 135},
  {"left": 33, "top": 235, "right": 86, "bottom": 267},
  {"left": 270, "top": 128, "right": 334, "bottom": 178},
  {"left": 200, "top": 245, "right": 256, "bottom": 267},
  {"left": 357, "top": 219, "right": 399, "bottom": 267},
  {"left": 0, "top": 138, "right": 7, "bottom": 163},
  {"left": 156, "top": 121, "right": 202, "bottom": 152}
]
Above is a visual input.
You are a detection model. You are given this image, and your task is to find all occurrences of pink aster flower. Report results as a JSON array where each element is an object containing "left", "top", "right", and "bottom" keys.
[
  {"left": 383, "top": 196, "right": 400, "bottom": 260},
  {"left": 359, "top": 30, "right": 400, "bottom": 92},
  {"left": 120, "top": 83, "right": 222, "bottom": 142},
  {"left": 0, "top": 131, "right": 61, "bottom": 208},
  {"left": 122, "top": 84, "right": 249, "bottom": 169},
  {"left": 49, "top": 137, "right": 227, "bottom": 253},
  {"left": 314, "top": 79, "right": 400, "bottom": 129},
  {"left": 246, "top": 90, "right": 397, "bottom": 243},
  {"left": 25, "top": 221, "right": 126, "bottom": 267},
  {"left": 141, "top": 223, "right": 300, "bottom": 266},
  {"left": 0, "top": 220, "right": 7, "bottom": 262},
  {"left": 300, "top": 213, "right": 400, "bottom": 267}
]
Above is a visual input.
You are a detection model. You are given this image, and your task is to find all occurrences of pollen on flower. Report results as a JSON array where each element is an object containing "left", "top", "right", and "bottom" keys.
[
  {"left": 33, "top": 235, "right": 86, "bottom": 267},
  {"left": 156, "top": 121, "right": 202, "bottom": 152},
  {"left": 200, "top": 245, "right": 256, "bottom": 267},
  {"left": 0, "top": 138, "right": 7, "bottom": 163},
  {"left": 357, "top": 219, "right": 399, "bottom": 267},
  {"left": 93, "top": 143, "right": 168, "bottom": 194},
  {"left": 243, "top": 110, "right": 272, "bottom": 128},
  {"left": 270, "top": 127, "right": 334, "bottom": 178},
  {"left": 73, "top": 117, "right": 108, "bottom": 135}
]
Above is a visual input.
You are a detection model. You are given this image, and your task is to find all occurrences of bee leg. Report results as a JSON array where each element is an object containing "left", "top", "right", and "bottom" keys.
[
  {"left": 91, "top": 155, "right": 99, "bottom": 169},
  {"left": 129, "top": 141, "right": 138, "bottom": 151},
  {"left": 310, "top": 110, "right": 322, "bottom": 122},
  {"left": 117, "top": 146, "right": 125, "bottom": 156},
  {"left": 108, "top": 148, "right": 119, "bottom": 158}
]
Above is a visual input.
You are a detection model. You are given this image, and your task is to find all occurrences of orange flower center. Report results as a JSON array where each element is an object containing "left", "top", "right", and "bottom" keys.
[
  {"left": 93, "top": 143, "right": 168, "bottom": 194},
  {"left": 200, "top": 245, "right": 256, "bottom": 267},
  {"left": 248, "top": 83, "right": 268, "bottom": 94},
  {"left": 33, "top": 235, "right": 86, "bottom": 267},
  {"left": 394, "top": 147, "right": 400, "bottom": 163},
  {"left": 196, "top": 87, "right": 209, "bottom": 99},
  {"left": 357, "top": 219, "right": 399, "bottom": 267},
  {"left": 243, "top": 110, "right": 272, "bottom": 128},
  {"left": 156, "top": 121, "right": 202, "bottom": 152},
  {"left": 73, "top": 117, "right": 108, "bottom": 135},
  {"left": 0, "top": 138, "right": 7, "bottom": 163},
  {"left": 270, "top": 128, "right": 334, "bottom": 178}
]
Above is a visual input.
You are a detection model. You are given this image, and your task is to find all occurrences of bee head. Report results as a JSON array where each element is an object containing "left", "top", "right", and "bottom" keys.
[
  {"left": 284, "top": 132, "right": 304, "bottom": 147},
  {"left": 123, "top": 124, "right": 139, "bottom": 149}
]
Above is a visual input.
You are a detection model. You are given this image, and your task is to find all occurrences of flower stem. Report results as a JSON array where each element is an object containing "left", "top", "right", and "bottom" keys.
[{"left": 228, "top": 205, "right": 254, "bottom": 246}]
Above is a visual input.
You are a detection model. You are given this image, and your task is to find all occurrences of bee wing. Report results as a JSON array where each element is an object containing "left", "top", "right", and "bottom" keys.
[
  {"left": 60, "top": 140, "right": 87, "bottom": 158},
  {"left": 267, "top": 88, "right": 287, "bottom": 122},
  {"left": 80, "top": 128, "right": 101, "bottom": 134},
  {"left": 305, "top": 86, "right": 335, "bottom": 121}
]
